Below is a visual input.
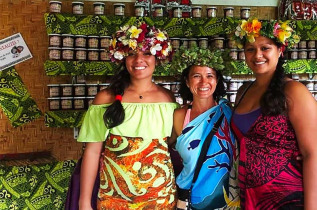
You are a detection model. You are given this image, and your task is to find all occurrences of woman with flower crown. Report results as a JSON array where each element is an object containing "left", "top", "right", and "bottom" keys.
[
  {"left": 232, "top": 18, "right": 317, "bottom": 209},
  {"left": 169, "top": 47, "right": 240, "bottom": 210},
  {"left": 77, "top": 22, "right": 177, "bottom": 209}
]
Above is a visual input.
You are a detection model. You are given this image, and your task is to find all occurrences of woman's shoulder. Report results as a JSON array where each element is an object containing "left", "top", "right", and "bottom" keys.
[
  {"left": 155, "top": 84, "right": 176, "bottom": 102},
  {"left": 93, "top": 89, "right": 115, "bottom": 105},
  {"left": 284, "top": 79, "right": 310, "bottom": 97}
]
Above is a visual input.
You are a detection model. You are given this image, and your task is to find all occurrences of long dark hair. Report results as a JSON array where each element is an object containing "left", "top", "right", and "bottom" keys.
[
  {"left": 179, "top": 65, "right": 226, "bottom": 103},
  {"left": 103, "top": 66, "right": 131, "bottom": 128},
  {"left": 260, "top": 56, "right": 287, "bottom": 115}
]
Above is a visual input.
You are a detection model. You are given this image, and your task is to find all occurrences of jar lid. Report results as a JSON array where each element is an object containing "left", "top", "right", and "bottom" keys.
[
  {"left": 198, "top": 37, "right": 208, "bottom": 40},
  {"left": 307, "top": 49, "right": 316, "bottom": 51},
  {"left": 75, "top": 35, "right": 87, "bottom": 37},
  {"left": 61, "top": 34, "right": 74, "bottom": 37},
  {"left": 213, "top": 37, "right": 225, "bottom": 40},
  {"left": 135, "top": 4, "right": 145, "bottom": 8},
  {"left": 47, "top": 84, "right": 60, "bottom": 86},
  {"left": 170, "top": 37, "right": 180, "bottom": 40},
  {"left": 298, "top": 49, "right": 307, "bottom": 51},
  {"left": 114, "top": 3, "right": 125, "bottom": 6},
  {"left": 230, "top": 49, "right": 238, "bottom": 51},
  {"left": 49, "top": 34, "right": 61, "bottom": 36},
  {"left": 180, "top": 38, "right": 189, "bottom": 40},
  {"left": 60, "top": 84, "right": 73, "bottom": 86},
  {"left": 153, "top": 4, "right": 165, "bottom": 8},
  {"left": 86, "top": 96, "right": 95, "bottom": 99},
  {"left": 72, "top": 2, "right": 84, "bottom": 5},
  {"left": 88, "top": 49, "right": 99, "bottom": 51},
  {"left": 62, "top": 47, "right": 74, "bottom": 50},
  {"left": 189, "top": 38, "right": 197, "bottom": 40},
  {"left": 74, "top": 97, "right": 86, "bottom": 99},
  {"left": 192, "top": 6, "right": 202, "bottom": 9},
  {"left": 75, "top": 48, "right": 87, "bottom": 50},
  {"left": 88, "top": 35, "right": 99, "bottom": 38},
  {"left": 73, "top": 83, "right": 86, "bottom": 86},
  {"left": 241, "top": 7, "right": 251, "bottom": 10},
  {"left": 50, "top": 1, "right": 62, "bottom": 4},
  {"left": 207, "top": 6, "right": 217, "bottom": 9},
  {"left": 86, "top": 83, "right": 98, "bottom": 86},
  {"left": 172, "top": 5, "right": 183, "bottom": 8},
  {"left": 48, "top": 97, "right": 61, "bottom": 100},
  {"left": 93, "top": 2, "right": 105, "bottom": 5},
  {"left": 99, "top": 83, "right": 109, "bottom": 85},
  {"left": 100, "top": 35, "right": 111, "bottom": 38},
  {"left": 224, "top": 7, "right": 234, "bottom": 9},
  {"left": 48, "top": 47, "right": 61, "bottom": 50},
  {"left": 61, "top": 97, "right": 74, "bottom": 99}
]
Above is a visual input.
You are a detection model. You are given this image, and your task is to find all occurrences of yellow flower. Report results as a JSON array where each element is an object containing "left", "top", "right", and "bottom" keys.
[
  {"left": 128, "top": 39, "right": 137, "bottom": 50},
  {"left": 128, "top": 26, "right": 142, "bottom": 39},
  {"left": 111, "top": 38, "right": 117, "bottom": 48},
  {"left": 156, "top": 30, "right": 167, "bottom": 41}
]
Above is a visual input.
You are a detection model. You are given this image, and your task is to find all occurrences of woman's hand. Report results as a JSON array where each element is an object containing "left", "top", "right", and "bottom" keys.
[{"left": 176, "top": 199, "right": 188, "bottom": 210}]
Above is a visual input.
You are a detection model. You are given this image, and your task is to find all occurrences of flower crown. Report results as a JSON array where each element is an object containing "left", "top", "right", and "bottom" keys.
[
  {"left": 170, "top": 47, "right": 234, "bottom": 76},
  {"left": 109, "top": 22, "right": 172, "bottom": 62},
  {"left": 233, "top": 18, "right": 300, "bottom": 49}
]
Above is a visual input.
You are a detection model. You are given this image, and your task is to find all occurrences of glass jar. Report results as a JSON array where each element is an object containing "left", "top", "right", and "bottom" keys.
[
  {"left": 100, "top": 49, "right": 110, "bottom": 61},
  {"left": 60, "top": 84, "right": 73, "bottom": 96},
  {"left": 308, "top": 40, "right": 316, "bottom": 49},
  {"left": 299, "top": 40, "right": 307, "bottom": 49},
  {"left": 198, "top": 38, "right": 208, "bottom": 49},
  {"left": 229, "top": 49, "right": 238, "bottom": 60},
  {"left": 229, "top": 81, "right": 238, "bottom": 91},
  {"left": 229, "top": 94, "right": 236, "bottom": 103},
  {"left": 153, "top": 5, "right": 165, "bottom": 17},
  {"left": 48, "top": 97, "right": 61, "bottom": 110},
  {"left": 48, "top": 47, "right": 61, "bottom": 60},
  {"left": 238, "top": 50, "right": 245, "bottom": 60},
  {"left": 49, "top": 1, "right": 62, "bottom": 13},
  {"left": 135, "top": 5, "right": 145, "bottom": 17},
  {"left": 192, "top": 6, "right": 202, "bottom": 18},
  {"left": 306, "top": 81, "right": 314, "bottom": 90},
  {"left": 74, "top": 84, "right": 86, "bottom": 96},
  {"left": 308, "top": 49, "right": 316, "bottom": 59},
  {"left": 75, "top": 35, "right": 87, "bottom": 48},
  {"left": 298, "top": 49, "right": 307, "bottom": 59},
  {"left": 213, "top": 37, "right": 225, "bottom": 49},
  {"left": 74, "top": 97, "right": 86, "bottom": 109},
  {"left": 100, "top": 36, "right": 111, "bottom": 49},
  {"left": 93, "top": 2, "right": 105, "bottom": 15},
  {"left": 314, "top": 82, "right": 317, "bottom": 91},
  {"left": 75, "top": 48, "right": 86, "bottom": 61},
  {"left": 62, "top": 48, "right": 74, "bottom": 60},
  {"left": 114, "top": 3, "right": 125, "bottom": 16},
  {"left": 48, "top": 84, "right": 60, "bottom": 97},
  {"left": 170, "top": 38, "right": 180, "bottom": 50},
  {"left": 87, "top": 49, "right": 99, "bottom": 61},
  {"left": 88, "top": 36, "right": 99, "bottom": 48},
  {"left": 173, "top": 6, "right": 183, "bottom": 18},
  {"left": 189, "top": 38, "right": 197, "bottom": 48},
  {"left": 61, "top": 97, "right": 73, "bottom": 110},
  {"left": 224, "top": 7, "right": 234, "bottom": 18},
  {"left": 240, "top": 7, "right": 250, "bottom": 19},
  {"left": 207, "top": 6, "right": 217, "bottom": 18},
  {"left": 49, "top": 34, "right": 61, "bottom": 47},
  {"left": 72, "top": 2, "right": 84, "bottom": 15},
  {"left": 227, "top": 39, "right": 237, "bottom": 49},
  {"left": 62, "top": 34, "right": 74, "bottom": 48},
  {"left": 289, "top": 49, "right": 298, "bottom": 60},
  {"left": 180, "top": 38, "right": 189, "bottom": 49},
  {"left": 87, "top": 84, "right": 98, "bottom": 96},
  {"left": 86, "top": 96, "right": 95, "bottom": 107}
]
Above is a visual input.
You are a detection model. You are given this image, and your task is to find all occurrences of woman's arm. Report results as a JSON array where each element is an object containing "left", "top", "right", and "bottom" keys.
[
  {"left": 285, "top": 81, "right": 317, "bottom": 210},
  {"left": 79, "top": 142, "right": 103, "bottom": 210},
  {"left": 168, "top": 107, "right": 187, "bottom": 146}
]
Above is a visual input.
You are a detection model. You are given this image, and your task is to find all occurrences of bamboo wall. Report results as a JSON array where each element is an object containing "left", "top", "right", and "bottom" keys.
[{"left": 0, "top": 0, "right": 277, "bottom": 161}]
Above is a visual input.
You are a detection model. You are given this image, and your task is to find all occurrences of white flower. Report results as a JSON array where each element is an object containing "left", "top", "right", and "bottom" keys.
[
  {"left": 114, "top": 51, "right": 124, "bottom": 60},
  {"left": 150, "top": 44, "right": 162, "bottom": 55},
  {"left": 121, "top": 38, "right": 129, "bottom": 46}
]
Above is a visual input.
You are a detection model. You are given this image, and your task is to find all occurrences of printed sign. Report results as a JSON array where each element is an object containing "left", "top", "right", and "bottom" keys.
[{"left": 0, "top": 33, "right": 33, "bottom": 71}]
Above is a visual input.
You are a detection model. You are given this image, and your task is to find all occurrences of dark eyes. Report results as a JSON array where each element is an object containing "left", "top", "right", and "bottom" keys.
[
  {"left": 128, "top": 51, "right": 152, "bottom": 56},
  {"left": 245, "top": 47, "right": 270, "bottom": 52}
]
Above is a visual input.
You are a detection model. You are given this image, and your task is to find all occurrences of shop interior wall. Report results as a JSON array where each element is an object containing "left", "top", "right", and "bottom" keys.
[{"left": 0, "top": 0, "right": 276, "bottom": 161}]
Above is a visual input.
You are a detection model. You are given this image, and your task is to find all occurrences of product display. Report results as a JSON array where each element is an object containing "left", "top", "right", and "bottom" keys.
[
  {"left": 135, "top": 4, "right": 145, "bottom": 17},
  {"left": 207, "top": 6, "right": 217, "bottom": 18},
  {"left": 72, "top": 2, "right": 84, "bottom": 15},
  {"left": 49, "top": 34, "right": 61, "bottom": 47},
  {"left": 192, "top": 6, "right": 202, "bottom": 18},
  {"left": 48, "top": 47, "right": 61, "bottom": 60},
  {"left": 114, "top": 3, "right": 125, "bottom": 16},
  {"left": 224, "top": 7, "right": 234, "bottom": 18},
  {"left": 62, "top": 34, "right": 74, "bottom": 48},
  {"left": 93, "top": 2, "right": 105, "bottom": 15},
  {"left": 49, "top": 1, "right": 62, "bottom": 13},
  {"left": 75, "top": 35, "right": 87, "bottom": 48}
]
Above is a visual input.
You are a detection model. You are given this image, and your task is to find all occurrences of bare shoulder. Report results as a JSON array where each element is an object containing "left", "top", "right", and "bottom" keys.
[
  {"left": 284, "top": 80, "right": 312, "bottom": 100},
  {"left": 173, "top": 105, "right": 188, "bottom": 136},
  {"left": 155, "top": 84, "right": 176, "bottom": 102},
  {"left": 93, "top": 89, "right": 115, "bottom": 105},
  {"left": 235, "top": 81, "right": 253, "bottom": 105}
]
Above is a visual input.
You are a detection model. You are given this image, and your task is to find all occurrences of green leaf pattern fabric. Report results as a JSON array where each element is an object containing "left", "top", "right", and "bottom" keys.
[
  {"left": 0, "top": 67, "right": 42, "bottom": 127},
  {"left": 0, "top": 160, "right": 76, "bottom": 210},
  {"left": 45, "top": 110, "right": 86, "bottom": 127}
]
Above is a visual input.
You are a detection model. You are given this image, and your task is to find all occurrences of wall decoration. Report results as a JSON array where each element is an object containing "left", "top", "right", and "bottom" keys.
[{"left": 0, "top": 67, "right": 42, "bottom": 127}]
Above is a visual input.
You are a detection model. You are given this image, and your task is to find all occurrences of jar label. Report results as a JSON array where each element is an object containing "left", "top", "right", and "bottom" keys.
[{"left": 49, "top": 49, "right": 61, "bottom": 60}]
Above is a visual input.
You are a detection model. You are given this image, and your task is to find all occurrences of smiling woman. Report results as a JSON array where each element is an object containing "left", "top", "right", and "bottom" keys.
[{"left": 74, "top": 22, "right": 178, "bottom": 210}]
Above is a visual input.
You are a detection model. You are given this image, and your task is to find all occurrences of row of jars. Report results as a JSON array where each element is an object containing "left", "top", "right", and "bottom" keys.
[
  {"left": 50, "top": 1, "right": 111, "bottom": 15},
  {"left": 48, "top": 96, "right": 95, "bottom": 110},
  {"left": 49, "top": 34, "right": 111, "bottom": 49},
  {"left": 48, "top": 83, "right": 108, "bottom": 98},
  {"left": 48, "top": 47, "right": 110, "bottom": 61},
  {"left": 287, "top": 49, "right": 317, "bottom": 60}
]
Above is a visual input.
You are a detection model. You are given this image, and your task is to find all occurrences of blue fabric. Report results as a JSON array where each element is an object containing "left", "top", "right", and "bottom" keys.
[{"left": 176, "top": 99, "right": 237, "bottom": 209}]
